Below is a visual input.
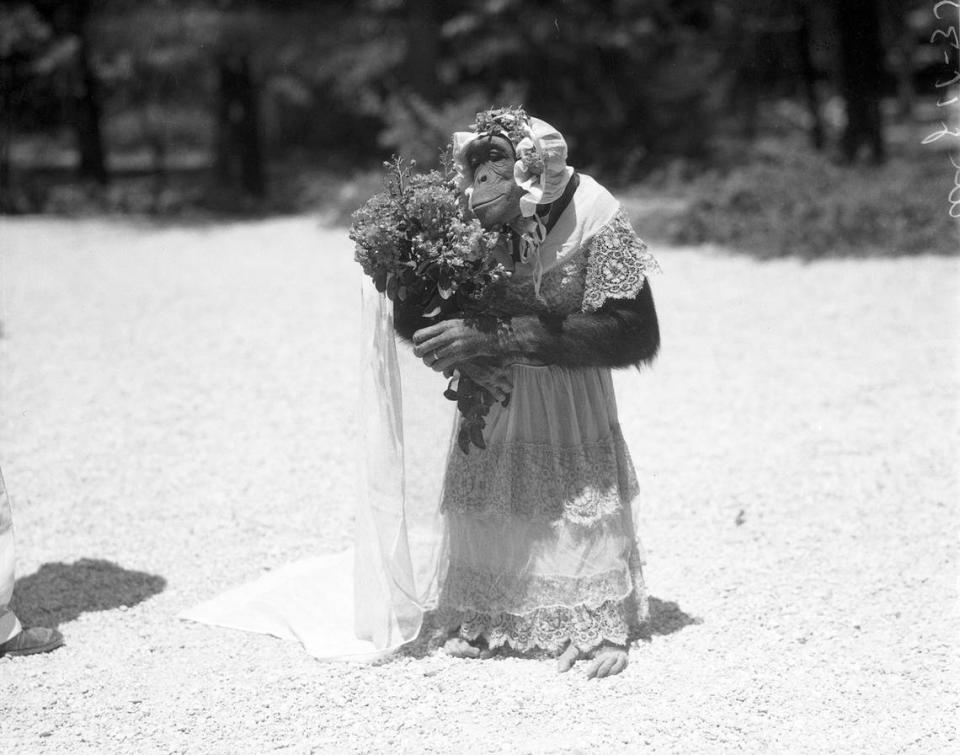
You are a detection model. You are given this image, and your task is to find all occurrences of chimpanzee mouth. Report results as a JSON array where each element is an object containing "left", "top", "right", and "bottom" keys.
[{"left": 470, "top": 198, "right": 499, "bottom": 211}]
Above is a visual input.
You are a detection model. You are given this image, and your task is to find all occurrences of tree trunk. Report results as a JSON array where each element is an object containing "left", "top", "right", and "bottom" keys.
[
  {"left": 215, "top": 54, "right": 266, "bottom": 198},
  {"left": 885, "top": 0, "right": 915, "bottom": 119},
  {"left": 835, "top": 0, "right": 886, "bottom": 163},
  {"left": 75, "top": 36, "right": 108, "bottom": 184},
  {"left": 728, "top": 20, "right": 759, "bottom": 140},
  {"left": 796, "top": 0, "right": 825, "bottom": 150},
  {"left": 0, "top": 62, "right": 12, "bottom": 204}
]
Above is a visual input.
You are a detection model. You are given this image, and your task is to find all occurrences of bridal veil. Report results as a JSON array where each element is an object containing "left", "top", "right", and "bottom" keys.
[{"left": 180, "top": 280, "right": 451, "bottom": 661}]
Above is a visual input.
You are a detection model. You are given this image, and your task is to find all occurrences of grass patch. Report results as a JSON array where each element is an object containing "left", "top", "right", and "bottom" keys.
[{"left": 643, "top": 147, "right": 958, "bottom": 258}]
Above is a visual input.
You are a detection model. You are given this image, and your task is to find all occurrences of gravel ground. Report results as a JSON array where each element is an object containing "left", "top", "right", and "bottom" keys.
[{"left": 0, "top": 216, "right": 957, "bottom": 754}]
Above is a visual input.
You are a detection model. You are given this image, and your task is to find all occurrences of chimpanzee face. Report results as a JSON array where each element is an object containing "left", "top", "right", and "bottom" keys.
[{"left": 464, "top": 134, "right": 524, "bottom": 229}]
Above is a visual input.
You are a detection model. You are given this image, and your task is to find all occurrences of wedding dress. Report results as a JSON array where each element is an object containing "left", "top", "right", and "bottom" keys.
[
  {"left": 180, "top": 174, "right": 657, "bottom": 660},
  {"left": 432, "top": 175, "right": 656, "bottom": 652}
]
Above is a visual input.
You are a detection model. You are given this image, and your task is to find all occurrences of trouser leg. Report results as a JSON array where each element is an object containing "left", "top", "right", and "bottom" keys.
[{"left": 0, "top": 467, "right": 23, "bottom": 643}]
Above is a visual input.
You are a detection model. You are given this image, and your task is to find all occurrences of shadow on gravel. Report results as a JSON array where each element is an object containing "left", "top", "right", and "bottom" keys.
[
  {"left": 636, "top": 596, "right": 702, "bottom": 641},
  {"left": 10, "top": 558, "right": 166, "bottom": 627}
]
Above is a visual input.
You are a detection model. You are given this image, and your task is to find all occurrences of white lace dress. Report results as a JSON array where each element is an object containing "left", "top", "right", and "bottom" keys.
[
  {"left": 435, "top": 198, "right": 658, "bottom": 654},
  {"left": 179, "top": 177, "right": 657, "bottom": 661}
]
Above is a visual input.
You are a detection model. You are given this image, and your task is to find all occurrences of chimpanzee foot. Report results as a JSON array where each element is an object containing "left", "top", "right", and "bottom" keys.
[
  {"left": 443, "top": 636, "right": 497, "bottom": 659},
  {"left": 584, "top": 643, "right": 628, "bottom": 679},
  {"left": 556, "top": 642, "right": 580, "bottom": 673}
]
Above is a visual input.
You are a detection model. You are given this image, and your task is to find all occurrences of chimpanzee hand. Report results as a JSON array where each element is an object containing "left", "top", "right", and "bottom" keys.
[
  {"left": 444, "top": 357, "right": 514, "bottom": 404},
  {"left": 412, "top": 319, "right": 499, "bottom": 374}
]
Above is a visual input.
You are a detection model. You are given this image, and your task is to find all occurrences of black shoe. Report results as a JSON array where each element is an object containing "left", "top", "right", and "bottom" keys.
[{"left": 0, "top": 627, "right": 64, "bottom": 657}]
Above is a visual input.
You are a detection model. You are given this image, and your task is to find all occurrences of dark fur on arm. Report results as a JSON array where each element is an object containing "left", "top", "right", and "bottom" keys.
[{"left": 502, "top": 279, "right": 660, "bottom": 368}]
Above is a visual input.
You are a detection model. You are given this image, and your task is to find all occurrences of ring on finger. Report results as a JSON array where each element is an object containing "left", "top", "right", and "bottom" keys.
[{"left": 431, "top": 350, "right": 440, "bottom": 364}]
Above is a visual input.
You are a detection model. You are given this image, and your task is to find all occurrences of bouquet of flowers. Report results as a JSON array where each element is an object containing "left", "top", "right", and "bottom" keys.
[{"left": 350, "top": 154, "right": 512, "bottom": 453}]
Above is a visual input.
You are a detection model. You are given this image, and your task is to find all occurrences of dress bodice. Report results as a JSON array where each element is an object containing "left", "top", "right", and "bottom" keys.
[
  {"left": 495, "top": 246, "right": 589, "bottom": 317},
  {"left": 490, "top": 209, "right": 658, "bottom": 318}
]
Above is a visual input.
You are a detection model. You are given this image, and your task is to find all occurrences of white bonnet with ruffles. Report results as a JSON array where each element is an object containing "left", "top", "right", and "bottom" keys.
[{"left": 452, "top": 110, "right": 575, "bottom": 217}]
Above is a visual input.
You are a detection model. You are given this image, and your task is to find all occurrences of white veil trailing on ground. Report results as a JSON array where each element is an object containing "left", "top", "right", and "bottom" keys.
[
  {"left": 353, "top": 279, "right": 451, "bottom": 655},
  {"left": 179, "top": 280, "right": 452, "bottom": 661}
]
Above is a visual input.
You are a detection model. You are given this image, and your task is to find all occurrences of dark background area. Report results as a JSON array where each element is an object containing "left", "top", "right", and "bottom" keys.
[{"left": 1, "top": 0, "right": 957, "bottom": 256}]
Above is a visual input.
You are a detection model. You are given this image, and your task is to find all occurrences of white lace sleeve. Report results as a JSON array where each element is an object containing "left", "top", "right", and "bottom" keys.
[{"left": 582, "top": 210, "right": 659, "bottom": 313}]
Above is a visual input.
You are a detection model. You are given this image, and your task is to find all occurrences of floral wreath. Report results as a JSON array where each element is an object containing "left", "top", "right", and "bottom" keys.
[{"left": 471, "top": 106, "right": 531, "bottom": 150}]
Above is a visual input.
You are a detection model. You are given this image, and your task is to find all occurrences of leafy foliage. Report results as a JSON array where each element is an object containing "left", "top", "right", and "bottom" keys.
[
  {"left": 371, "top": 0, "right": 726, "bottom": 173},
  {"left": 350, "top": 154, "right": 513, "bottom": 452},
  {"left": 666, "top": 148, "right": 960, "bottom": 258}
]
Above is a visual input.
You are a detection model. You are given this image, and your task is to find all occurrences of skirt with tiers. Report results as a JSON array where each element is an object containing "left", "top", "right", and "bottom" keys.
[{"left": 435, "top": 362, "right": 647, "bottom": 654}]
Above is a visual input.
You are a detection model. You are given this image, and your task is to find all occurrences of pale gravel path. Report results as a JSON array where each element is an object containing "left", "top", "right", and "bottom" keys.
[{"left": 0, "top": 217, "right": 956, "bottom": 754}]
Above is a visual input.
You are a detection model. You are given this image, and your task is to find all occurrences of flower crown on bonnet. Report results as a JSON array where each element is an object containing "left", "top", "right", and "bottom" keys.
[{"left": 452, "top": 106, "right": 575, "bottom": 218}]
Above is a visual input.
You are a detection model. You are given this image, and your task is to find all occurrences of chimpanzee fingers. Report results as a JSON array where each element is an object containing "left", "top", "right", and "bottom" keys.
[
  {"left": 486, "top": 384, "right": 510, "bottom": 402},
  {"left": 492, "top": 373, "right": 514, "bottom": 397},
  {"left": 471, "top": 362, "right": 510, "bottom": 382},
  {"left": 435, "top": 342, "right": 493, "bottom": 373},
  {"left": 557, "top": 644, "right": 579, "bottom": 673},
  {"left": 412, "top": 334, "right": 447, "bottom": 359},
  {"left": 432, "top": 355, "right": 460, "bottom": 373},
  {"left": 442, "top": 637, "right": 481, "bottom": 658},
  {"left": 411, "top": 322, "right": 443, "bottom": 344},
  {"left": 609, "top": 655, "right": 628, "bottom": 676},
  {"left": 423, "top": 355, "right": 443, "bottom": 371},
  {"left": 587, "top": 651, "right": 628, "bottom": 680},
  {"left": 472, "top": 371, "right": 512, "bottom": 401},
  {"left": 412, "top": 319, "right": 460, "bottom": 345},
  {"left": 486, "top": 387, "right": 506, "bottom": 402},
  {"left": 412, "top": 328, "right": 466, "bottom": 359},
  {"left": 593, "top": 657, "right": 617, "bottom": 679},
  {"left": 469, "top": 379, "right": 504, "bottom": 402}
]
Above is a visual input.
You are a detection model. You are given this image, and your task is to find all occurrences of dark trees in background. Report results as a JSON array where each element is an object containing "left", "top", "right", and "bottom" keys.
[
  {"left": 32, "top": 0, "right": 109, "bottom": 183},
  {"left": 421, "top": 0, "right": 727, "bottom": 174},
  {"left": 725, "top": 0, "right": 827, "bottom": 152},
  {"left": 2, "top": 0, "right": 940, "bottom": 212},
  {"left": 0, "top": 7, "right": 44, "bottom": 202},
  {"left": 215, "top": 53, "right": 266, "bottom": 198},
  {"left": 835, "top": 0, "right": 886, "bottom": 163}
]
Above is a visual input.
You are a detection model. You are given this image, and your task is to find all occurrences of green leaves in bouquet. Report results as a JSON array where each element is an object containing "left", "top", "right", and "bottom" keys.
[
  {"left": 351, "top": 152, "right": 509, "bottom": 312},
  {"left": 350, "top": 151, "right": 514, "bottom": 454},
  {"left": 453, "top": 374, "right": 490, "bottom": 454}
]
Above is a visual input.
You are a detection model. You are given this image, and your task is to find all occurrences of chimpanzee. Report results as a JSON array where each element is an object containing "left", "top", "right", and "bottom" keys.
[{"left": 399, "top": 109, "right": 660, "bottom": 679}]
